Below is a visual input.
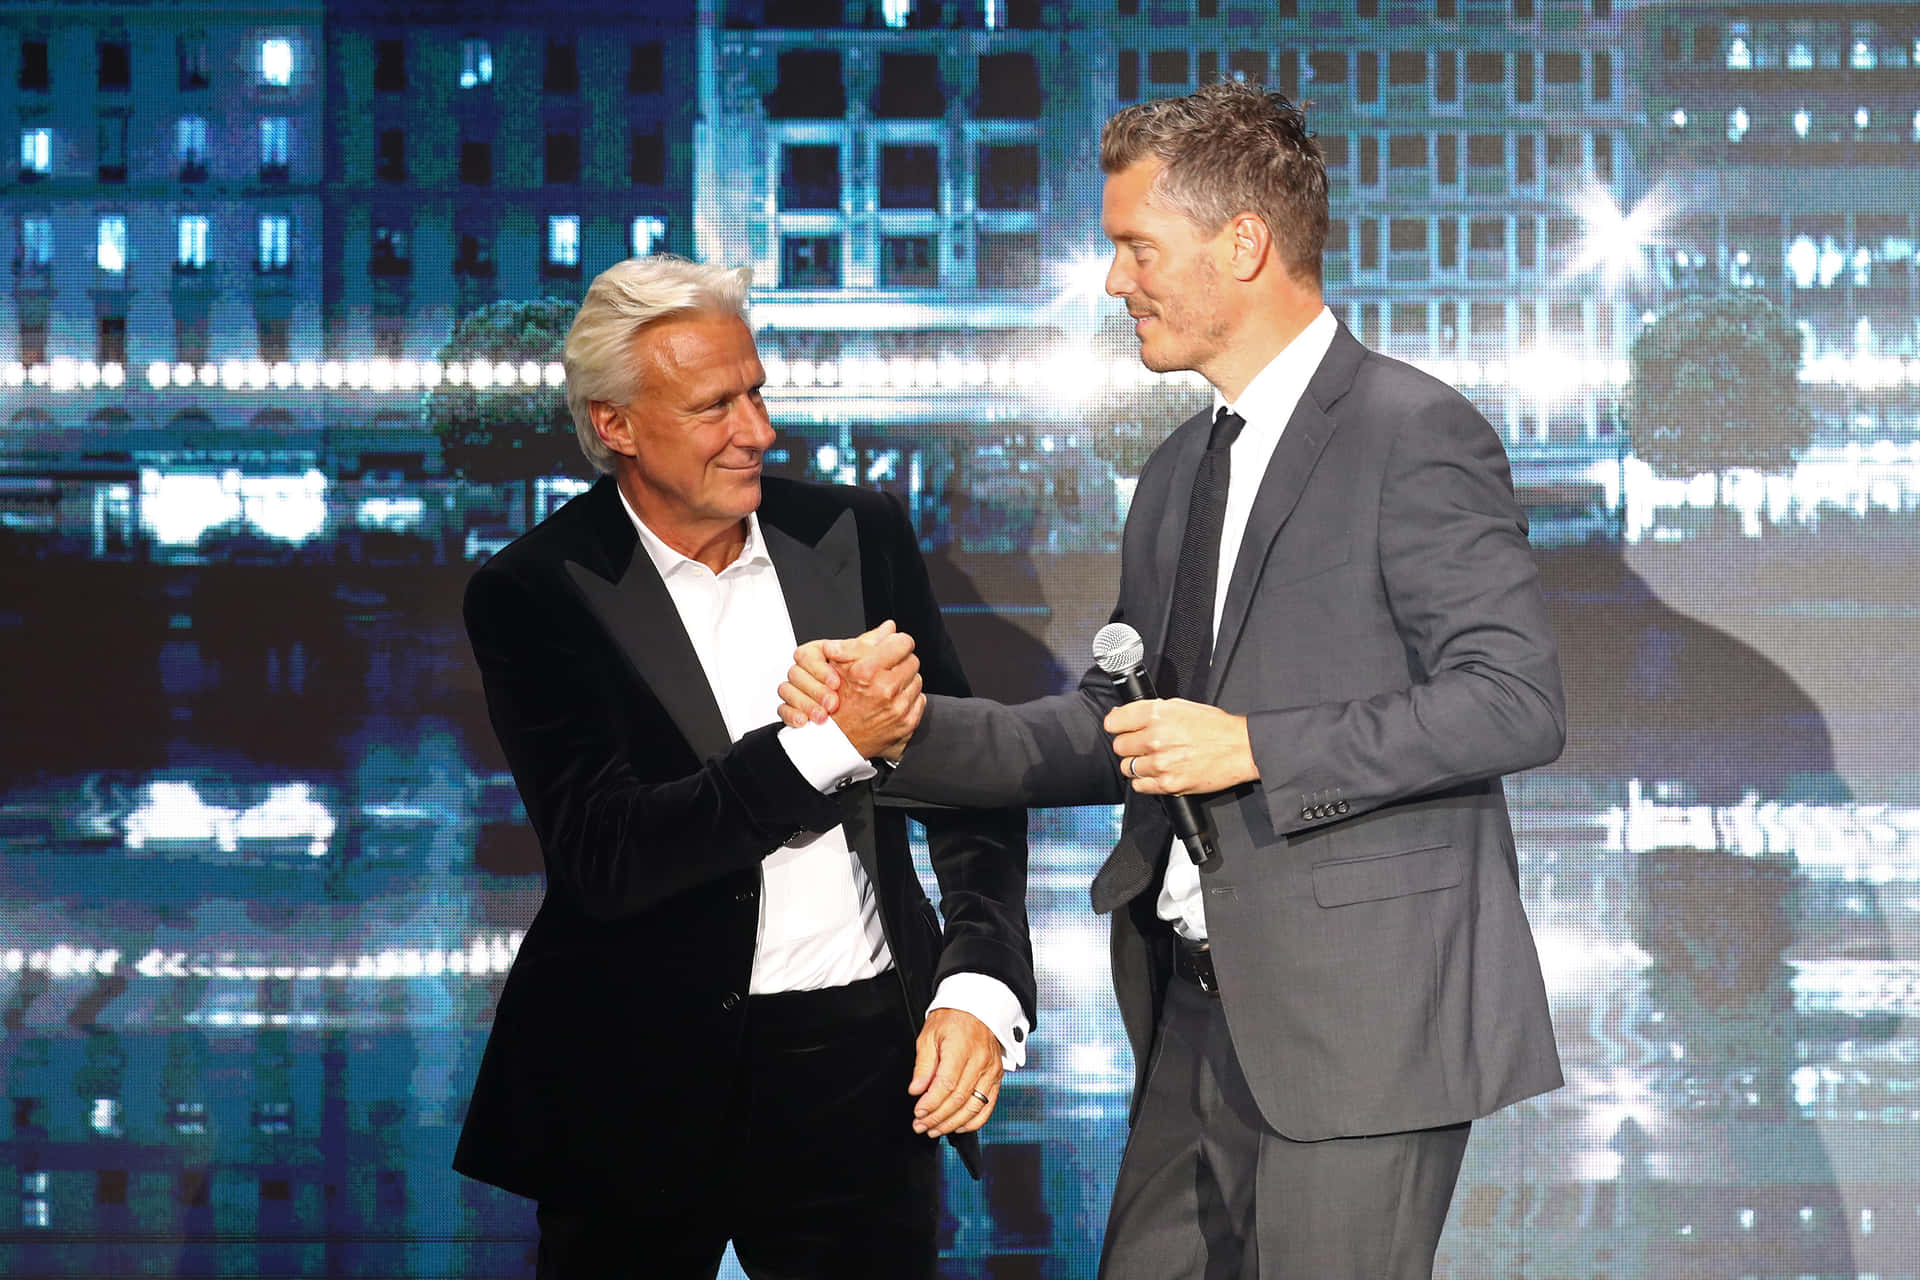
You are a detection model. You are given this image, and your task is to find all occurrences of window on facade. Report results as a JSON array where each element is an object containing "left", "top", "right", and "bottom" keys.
[
  {"left": 96, "top": 216, "right": 128, "bottom": 274},
  {"left": 1229, "top": 50, "right": 1268, "bottom": 84},
  {"left": 454, "top": 222, "right": 495, "bottom": 277},
  {"left": 1389, "top": 52, "right": 1425, "bottom": 87},
  {"left": 1319, "top": 135, "right": 1348, "bottom": 170},
  {"left": 1149, "top": 50, "right": 1188, "bottom": 85},
  {"left": 1514, "top": 216, "right": 1537, "bottom": 270},
  {"left": 97, "top": 114, "right": 128, "bottom": 182},
  {"left": 1515, "top": 134, "right": 1536, "bottom": 183},
  {"left": 260, "top": 117, "right": 290, "bottom": 178},
  {"left": 781, "top": 235, "right": 839, "bottom": 287},
  {"left": 176, "top": 215, "right": 209, "bottom": 271},
  {"left": 1118, "top": 50, "right": 1140, "bottom": 100},
  {"left": 18, "top": 216, "right": 53, "bottom": 275},
  {"left": 629, "top": 132, "right": 665, "bottom": 185},
  {"left": 874, "top": 54, "right": 943, "bottom": 117},
  {"left": 258, "top": 318, "right": 291, "bottom": 363},
  {"left": 1435, "top": 51, "right": 1458, "bottom": 102},
  {"left": 1513, "top": 52, "right": 1534, "bottom": 102},
  {"left": 780, "top": 145, "right": 840, "bottom": 211},
  {"left": 459, "top": 140, "right": 492, "bottom": 186},
  {"left": 978, "top": 53, "right": 1042, "bottom": 118},
  {"left": 1544, "top": 52, "right": 1579, "bottom": 84},
  {"left": 544, "top": 40, "right": 579, "bottom": 93},
  {"left": 545, "top": 132, "right": 580, "bottom": 185},
  {"left": 1546, "top": 134, "right": 1579, "bottom": 168},
  {"left": 1308, "top": 51, "right": 1346, "bottom": 85},
  {"left": 545, "top": 215, "right": 581, "bottom": 273},
  {"left": 1468, "top": 218, "right": 1504, "bottom": 252},
  {"left": 1197, "top": 52, "right": 1218, "bottom": 84},
  {"left": 20, "top": 127, "right": 51, "bottom": 179},
  {"left": 177, "top": 33, "right": 209, "bottom": 90},
  {"left": 374, "top": 39, "right": 406, "bottom": 92},
  {"left": 628, "top": 42, "right": 663, "bottom": 94},
  {"left": 1388, "top": 134, "right": 1426, "bottom": 169},
  {"left": 882, "top": 235, "right": 937, "bottom": 287},
  {"left": 1392, "top": 303, "right": 1427, "bottom": 339},
  {"left": 1389, "top": 218, "right": 1427, "bottom": 253},
  {"left": 1590, "top": 51, "right": 1611, "bottom": 100},
  {"left": 173, "top": 309, "right": 210, "bottom": 364},
  {"left": 177, "top": 117, "right": 208, "bottom": 180},
  {"left": 1465, "top": 51, "right": 1502, "bottom": 84},
  {"left": 257, "top": 215, "right": 290, "bottom": 272},
  {"left": 1436, "top": 133, "right": 1458, "bottom": 183},
  {"left": 1357, "top": 52, "right": 1379, "bottom": 104},
  {"left": 977, "top": 232, "right": 1037, "bottom": 288},
  {"left": 260, "top": 38, "right": 293, "bottom": 87},
  {"left": 18, "top": 319, "right": 49, "bottom": 364},
  {"left": 1436, "top": 0, "right": 1456, "bottom": 18},
  {"left": 372, "top": 224, "right": 411, "bottom": 277},
  {"left": 768, "top": 51, "right": 845, "bottom": 118},
  {"left": 977, "top": 144, "right": 1038, "bottom": 210},
  {"left": 1591, "top": 132, "right": 1613, "bottom": 181},
  {"left": 97, "top": 314, "right": 127, "bottom": 364},
  {"left": 460, "top": 38, "right": 493, "bottom": 88},
  {"left": 377, "top": 129, "right": 407, "bottom": 182},
  {"left": 98, "top": 39, "right": 131, "bottom": 91},
  {"left": 1467, "top": 133, "right": 1503, "bottom": 167},
  {"left": 1358, "top": 135, "right": 1378, "bottom": 185},
  {"left": 1357, "top": 219, "right": 1380, "bottom": 270},
  {"left": 1196, "top": 0, "right": 1217, "bottom": 18},
  {"left": 1513, "top": 0, "right": 1533, "bottom": 18},
  {"left": 880, "top": 145, "right": 939, "bottom": 209},
  {"left": 630, "top": 216, "right": 667, "bottom": 258},
  {"left": 20, "top": 37, "right": 50, "bottom": 91},
  {"left": 1436, "top": 217, "right": 1459, "bottom": 269},
  {"left": 1324, "top": 219, "right": 1348, "bottom": 257},
  {"left": 1275, "top": 49, "right": 1299, "bottom": 100}
]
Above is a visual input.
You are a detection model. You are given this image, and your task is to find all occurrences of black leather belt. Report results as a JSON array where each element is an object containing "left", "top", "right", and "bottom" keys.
[{"left": 1172, "top": 935, "right": 1219, "bottom": 997}]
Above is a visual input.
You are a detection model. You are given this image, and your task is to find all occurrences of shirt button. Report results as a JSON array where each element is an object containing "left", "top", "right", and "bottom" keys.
[
  {"left": 721, "top": 992, "right": 741, "bottom": 1011},
  {"left": 1012, "top": 1026, "right": 1025, "bottom": 1043},
  {"left": 733, "top": 888, "right": 756, "bottom": 902}
]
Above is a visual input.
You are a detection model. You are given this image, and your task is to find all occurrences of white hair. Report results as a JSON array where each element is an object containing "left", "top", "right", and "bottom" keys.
[{"left": 562, "top": 255, "right": 754, "bottom": 474}]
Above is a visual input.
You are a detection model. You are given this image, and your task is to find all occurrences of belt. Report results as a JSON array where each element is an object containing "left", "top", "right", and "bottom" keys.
[{"left": 1171, "top": 935, "right": 1219, "bottom": 997}]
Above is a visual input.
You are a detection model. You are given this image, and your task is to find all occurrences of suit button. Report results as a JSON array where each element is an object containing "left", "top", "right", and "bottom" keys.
[
  {"left": 1335, "top": 800, "right": 1350, "bottom": 815},
  {"left": 733, "top": 888, "right": 756, "bottom": 902},
  {"left": 1300, "top": 807, "right": 1313, "bottom": 821},
  {"left": 721, "top": 992, "right": 741, "bottom": 1011}
]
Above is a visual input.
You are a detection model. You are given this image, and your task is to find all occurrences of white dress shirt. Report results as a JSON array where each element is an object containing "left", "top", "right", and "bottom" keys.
[
  {"left": 1157, "top": 306, "right": 1338, "bottom": 941},
  {"left": 620, "top": 490, "right": 1027, "bottom": 1065}
]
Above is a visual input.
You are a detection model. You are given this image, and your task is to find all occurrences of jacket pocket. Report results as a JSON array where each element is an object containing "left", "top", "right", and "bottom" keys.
[{"left": 1312, "top": 843, "right": 1463, "bottom": 908}]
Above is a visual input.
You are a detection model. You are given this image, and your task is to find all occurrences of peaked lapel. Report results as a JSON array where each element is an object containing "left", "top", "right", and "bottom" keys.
[{"left": 1206, "top": 325, "right": 1364, "bottom": 702}]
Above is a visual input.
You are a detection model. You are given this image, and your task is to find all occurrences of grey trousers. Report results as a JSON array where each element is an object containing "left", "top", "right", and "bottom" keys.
[{"left": 1098, "top": 974, "right": 1471, "bottom": 1280}]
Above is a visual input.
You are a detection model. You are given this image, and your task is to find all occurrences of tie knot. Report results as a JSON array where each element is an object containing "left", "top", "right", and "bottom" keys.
[{"left": 1209, "top": 407, "right": 1246, "bottom": 452}]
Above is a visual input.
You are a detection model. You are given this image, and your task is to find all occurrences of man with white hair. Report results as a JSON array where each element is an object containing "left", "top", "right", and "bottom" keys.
[{"left": 452, "top": 255, "right": 1034, "bottom": 1279}]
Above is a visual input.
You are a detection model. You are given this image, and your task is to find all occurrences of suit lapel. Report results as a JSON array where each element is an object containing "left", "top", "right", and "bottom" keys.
[
  {"left": 1206, "top": 324, "right": 1364, "bottom": 702},
  {"left": 1147, "top": 407, "right": 1215, "bottom": 672}
]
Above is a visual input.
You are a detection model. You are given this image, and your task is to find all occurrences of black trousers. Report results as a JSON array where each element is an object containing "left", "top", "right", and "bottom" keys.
[{"left": 534, "top": 972, "right": 940, "bottom": 1280}]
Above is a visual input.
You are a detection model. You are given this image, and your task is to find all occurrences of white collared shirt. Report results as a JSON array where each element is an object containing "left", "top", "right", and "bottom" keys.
[
  {"left": 619, "top": 490, "right": 1027, "bottom": 1063},
  {"left": 1157, "top": 305, "right": 1339, "bottom": 941}
]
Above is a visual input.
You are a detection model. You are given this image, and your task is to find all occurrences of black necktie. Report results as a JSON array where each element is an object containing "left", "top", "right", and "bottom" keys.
[{"left": 1156, "top": 407, "right": 1246, "bottom": 703}]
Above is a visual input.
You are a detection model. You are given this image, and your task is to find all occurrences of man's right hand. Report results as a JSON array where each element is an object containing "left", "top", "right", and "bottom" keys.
[{"left": 783, "top": 620, "right": 925, "bottom": 760}]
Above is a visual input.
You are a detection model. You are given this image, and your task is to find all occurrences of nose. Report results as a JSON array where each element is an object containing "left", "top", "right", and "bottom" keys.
[
  {"left": 736, "top": 397, "right": 776, "bottom": 451},
  {"left": 1104, "top": 251, "right": 1131, "bottom": 299}
]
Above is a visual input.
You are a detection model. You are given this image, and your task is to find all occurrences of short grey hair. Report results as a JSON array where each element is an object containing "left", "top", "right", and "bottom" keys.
[{"left": 563, "top": 255, "right": 754, "bottom": 473}]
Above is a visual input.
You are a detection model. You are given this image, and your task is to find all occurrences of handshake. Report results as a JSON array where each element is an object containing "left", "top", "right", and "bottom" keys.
[{"left": 777, "top": 620, "right": 926, "bottom": 762}]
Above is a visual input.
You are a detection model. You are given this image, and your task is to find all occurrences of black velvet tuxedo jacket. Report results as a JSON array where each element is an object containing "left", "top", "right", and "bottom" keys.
[
  {"left": 889, "top": 324, "right": 1567, "bottom": 1142},
  {"left": 452, "top": 476, "right": 1033, "bottom": 1207}
]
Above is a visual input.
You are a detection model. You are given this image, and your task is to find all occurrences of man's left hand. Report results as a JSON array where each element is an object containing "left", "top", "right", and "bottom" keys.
[
  {"left": 910, "top": 1009, "right": 1004, "bottom": 1137},
  {"left": 1104, "top": 698, "right": 1258, "bottom": 795}
]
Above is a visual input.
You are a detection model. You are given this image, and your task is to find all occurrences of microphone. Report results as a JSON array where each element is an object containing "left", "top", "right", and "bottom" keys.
[{"left": 1091, "top": 622, "right": 1218, "bottom": 866}]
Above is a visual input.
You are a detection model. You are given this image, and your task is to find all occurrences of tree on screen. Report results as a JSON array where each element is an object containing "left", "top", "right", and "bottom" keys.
[
  {"left": 1623, "top": 292, "right": 1812, "bottom": 495},
  {"left": 427, "top": 298, "right": 581, "bottom": 484}
]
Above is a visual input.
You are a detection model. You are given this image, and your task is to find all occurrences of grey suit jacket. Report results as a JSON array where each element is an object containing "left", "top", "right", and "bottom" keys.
[{"left": 887, "top": 324, "right": 1565, "bottom": 1141}]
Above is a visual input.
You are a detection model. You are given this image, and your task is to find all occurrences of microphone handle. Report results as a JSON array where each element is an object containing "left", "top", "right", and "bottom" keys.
[{"left": 1109, "top": 666, "right": 1218, "bottom": 866}]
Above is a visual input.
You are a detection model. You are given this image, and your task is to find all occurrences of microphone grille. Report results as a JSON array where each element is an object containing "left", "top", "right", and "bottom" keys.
[{"left": 1091, "top": 622, "right": 1145, "bottom": 674}]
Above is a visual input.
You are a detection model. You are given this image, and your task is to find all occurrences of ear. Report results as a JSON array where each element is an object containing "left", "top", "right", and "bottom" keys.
[
  {"left": 587, "top": 401, "right": 632, "bottom": 458},
  {"left": 1227, "top": 213, "right": 1273, "bottom": 282}
]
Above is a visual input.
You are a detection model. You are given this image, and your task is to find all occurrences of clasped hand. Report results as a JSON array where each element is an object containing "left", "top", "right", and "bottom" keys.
[{"left": 777, "top": 624, "right": 1257, "bottom": 794}]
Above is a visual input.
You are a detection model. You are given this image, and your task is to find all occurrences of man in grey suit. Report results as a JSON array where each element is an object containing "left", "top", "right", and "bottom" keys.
[{"left": 781, "top": 82, "right": 1565, "bottom": 1278}]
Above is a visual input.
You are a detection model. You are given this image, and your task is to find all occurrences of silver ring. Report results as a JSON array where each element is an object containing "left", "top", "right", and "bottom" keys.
[
  {"left": 1124, "top": 756, "right": 1135, "bottom": 779},
  {"left": 970, "top": 1089, "right": 990, "bottom": 1105}
]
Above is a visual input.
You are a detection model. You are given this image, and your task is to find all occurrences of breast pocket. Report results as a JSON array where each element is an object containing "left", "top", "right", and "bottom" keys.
[{"left": 1312, "top": 843, "right": 1464, "bottom": 908}]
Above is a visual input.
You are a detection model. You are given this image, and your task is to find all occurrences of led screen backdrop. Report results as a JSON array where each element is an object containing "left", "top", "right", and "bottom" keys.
[{"left": 3, "top": 1, "right": 1920, "bottom": 1276}]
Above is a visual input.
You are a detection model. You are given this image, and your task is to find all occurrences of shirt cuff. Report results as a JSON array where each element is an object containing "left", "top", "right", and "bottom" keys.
[
  {"left": 778, "top": 718, "right": 876, "bottom": 794},
  {"left": 928, "top": 972, "right": 1030, "bottom": 1071}
]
